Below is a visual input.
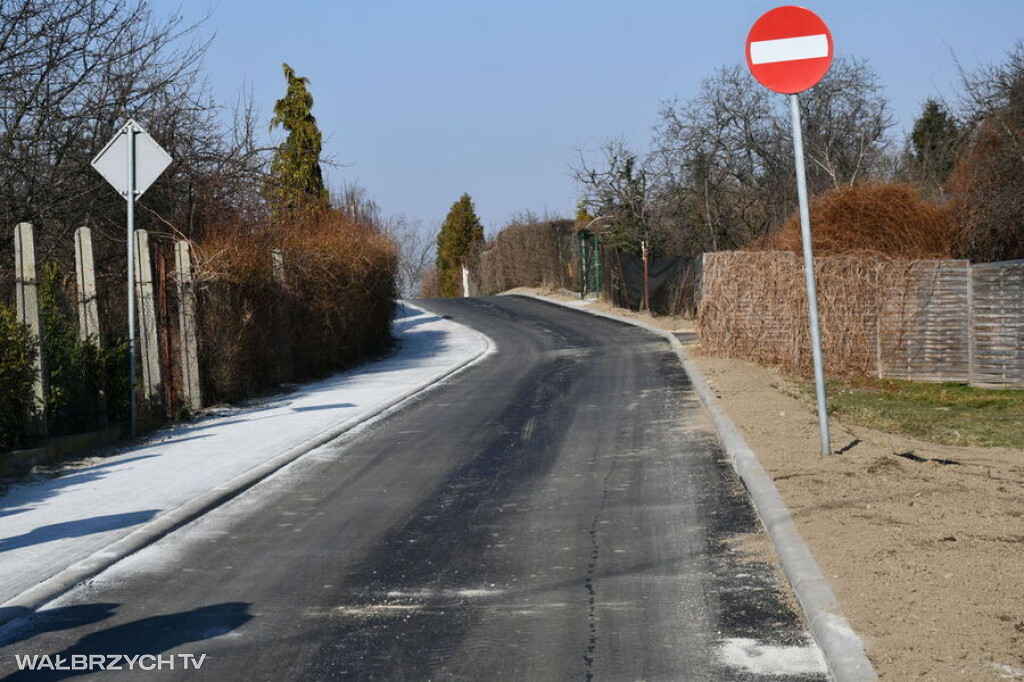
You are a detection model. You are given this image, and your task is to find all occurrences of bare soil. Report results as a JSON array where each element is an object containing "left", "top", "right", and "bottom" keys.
[{"left": 512, "top": 288, "right": 1024, "bottom": 681}]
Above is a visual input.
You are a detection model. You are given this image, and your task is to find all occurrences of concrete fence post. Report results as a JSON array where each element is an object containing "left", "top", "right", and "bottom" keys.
[
  {"left": 134, "top": 229, "right": 162, "bottom": 402},
  {"left": 272, "top": 248, "right": 285, "bottom": 285},
  {"left": 14, "top": 222, "right": 44, "bottom": 409},
  {"left": 74, "top": 227, "right": 102, "bottom": 346},
  {"left": 174, "top": 240, "right": 202, "bottom": 412}
]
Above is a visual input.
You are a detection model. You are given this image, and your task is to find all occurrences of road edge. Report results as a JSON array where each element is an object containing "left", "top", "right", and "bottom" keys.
[
  {"left": 0, "top": 302, "right": 496, "bottom": 632},
  {"left": 509, "top": 293, "right": 877, "bottom": 682}
]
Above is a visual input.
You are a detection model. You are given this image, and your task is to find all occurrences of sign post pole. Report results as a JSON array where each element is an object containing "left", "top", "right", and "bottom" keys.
[
  {"left": 746, "top": 5, "right": 834, "bottom": 455},
  {"left": 125, "top": 122, "right": 138, "bottom": 438},
  {"left": 92, "top": 118, "right": 172, "bottom": 439},
  {"left": 789, "top": 94, "right": 831, "bottom": 456}
]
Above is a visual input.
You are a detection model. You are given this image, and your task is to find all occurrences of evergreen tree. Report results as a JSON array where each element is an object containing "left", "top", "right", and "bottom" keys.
[
  {"left": 909, "top": 99, "right": 960, "bottom": 192},
  {"left": 269, "top": 63, "right": 329, "bottom": 213},
  {"left": 436, "top": 193, "right": 484, "bottom": 297}
]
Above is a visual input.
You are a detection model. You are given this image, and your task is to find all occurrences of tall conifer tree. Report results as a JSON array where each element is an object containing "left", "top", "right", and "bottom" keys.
[
  {"left": 910, "top": 99, "right": 960, "bottom": 192},
  {"left": 436, "top": 194, "right": 484, "bottom": 297},
  {"left": 269, "top": 63, "right": 329, "bottom": 213}
]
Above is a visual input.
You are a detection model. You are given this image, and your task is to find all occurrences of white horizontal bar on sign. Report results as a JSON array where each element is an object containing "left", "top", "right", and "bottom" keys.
[{"left": 749, "top": 34, "right": 829, "bottom": 65}]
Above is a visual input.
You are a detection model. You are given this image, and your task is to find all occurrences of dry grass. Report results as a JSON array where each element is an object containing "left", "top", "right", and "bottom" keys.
[{"left": 194, "top": 213, "right": 397, "bottom": 402}]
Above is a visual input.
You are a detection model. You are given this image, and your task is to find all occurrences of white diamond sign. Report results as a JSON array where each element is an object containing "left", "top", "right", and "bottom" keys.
[{"left": 91, "top": 119, "right": 172, "bottom": 198}]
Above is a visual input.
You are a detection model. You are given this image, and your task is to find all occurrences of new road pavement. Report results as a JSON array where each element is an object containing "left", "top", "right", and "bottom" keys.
[{"left": 0, "top": 296, "right": 826, "bottom": 681}]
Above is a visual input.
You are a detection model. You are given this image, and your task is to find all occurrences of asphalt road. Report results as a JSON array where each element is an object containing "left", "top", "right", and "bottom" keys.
[{"left": 0, "top": 296, "right": 825, "bottom": 681}]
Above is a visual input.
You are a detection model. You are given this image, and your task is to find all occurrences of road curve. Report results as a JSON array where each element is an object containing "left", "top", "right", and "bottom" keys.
[{"left": 0, "top": 296, "right": 825, "bottom": 681}]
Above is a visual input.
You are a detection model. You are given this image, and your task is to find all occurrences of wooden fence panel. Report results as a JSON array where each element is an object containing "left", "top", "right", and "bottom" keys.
[
  {"left": 879, "top": 261, "right": 971, "bottom": 383},
  {"left": 971, "top": 260, "right": 1024, "bottom": 388}
]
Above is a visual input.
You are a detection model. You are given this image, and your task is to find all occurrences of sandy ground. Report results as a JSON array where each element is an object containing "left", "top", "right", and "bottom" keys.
[{"left": 512, "top": 288, "right": 1024, "bottom": 682}]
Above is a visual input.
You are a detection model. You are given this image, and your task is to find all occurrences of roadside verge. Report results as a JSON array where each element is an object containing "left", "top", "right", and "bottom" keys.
[{"left": 510, "top": 293, "right": 877, "bottom": 682}]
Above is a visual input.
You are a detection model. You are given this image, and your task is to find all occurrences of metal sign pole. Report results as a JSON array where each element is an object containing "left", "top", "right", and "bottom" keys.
[
  {"left": 126, "top": 123, "right": 138, "bottom": 438},
  {"left": 91, "top": 118, "right": 171, "bottom": 440},
  {"left": 789, "top": 94, "right": 831, "bottom": 456}
]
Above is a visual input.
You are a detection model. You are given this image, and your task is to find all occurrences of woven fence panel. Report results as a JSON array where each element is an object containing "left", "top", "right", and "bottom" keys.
[
  {"left": 879, "top": 261, "right": 971, "bottom": 383},
  {"left": 698, "top": 251, "right": 889, "bottom": 376},
  {"left": 971, "top": 260, "right": 1024, "bottom": 388}
]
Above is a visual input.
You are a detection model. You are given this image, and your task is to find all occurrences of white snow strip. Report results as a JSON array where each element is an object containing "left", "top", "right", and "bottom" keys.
[
  {"left": 749, "top": 34, "right": 828, "bottom": 65},
  {"left": 986, "top": 660, "right": 1024, "bottom": 679},
  {"left": 717, "top": 637, "right": 826, "bottom": 676},
  {"left": 0, "top": 304, "right": 488, "bottom": 606}
]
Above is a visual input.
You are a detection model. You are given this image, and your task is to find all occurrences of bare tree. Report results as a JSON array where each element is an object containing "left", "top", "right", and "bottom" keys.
[
  {"left": 572, "top": 138, "right": 667, "bottom": 256},
  {"left": 334, "top": 182, "right": 385, "bottom": 228},
  {"left": 333, "top": 182, "right": 435, "bottom": 297},
  {"left": 652, "top": 65, "right": 791, "bottom": 250},
  {"left": 648, "top": 59, "right": 894, "bottom": 252},
  {"left": 388, "top": 218, "right": 437, "bottom": 298},
  {"left": 800, "top": 58, "right": 895, "bottom": 189},
  {"left": 947, "top": 41, "right": 1024, "bottom": 261},
  {"left": 0, "top": 2, "right": 214, "bottom": 241}
]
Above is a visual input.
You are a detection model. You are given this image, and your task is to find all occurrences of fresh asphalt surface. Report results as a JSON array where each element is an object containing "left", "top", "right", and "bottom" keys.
[{"left": 0, "top": 296, "right": 824, "bottom": 681}]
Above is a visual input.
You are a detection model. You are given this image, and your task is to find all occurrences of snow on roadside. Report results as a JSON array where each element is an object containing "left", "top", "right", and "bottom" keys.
[{"left": 0, "top": 303, "right": 489, "bottom": 606}]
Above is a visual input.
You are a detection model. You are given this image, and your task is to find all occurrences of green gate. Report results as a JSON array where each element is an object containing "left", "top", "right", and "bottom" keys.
[{"left": 578, "top": 232, "right": 601, "bottom": 298}]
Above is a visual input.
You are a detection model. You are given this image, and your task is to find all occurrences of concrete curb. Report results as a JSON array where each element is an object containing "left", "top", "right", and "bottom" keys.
[
  {"left": 0, "top": 303, "right": 496, "bottom": 631},
  {"left": 510, "top": 294, "right": 877, "bottom": 682}
]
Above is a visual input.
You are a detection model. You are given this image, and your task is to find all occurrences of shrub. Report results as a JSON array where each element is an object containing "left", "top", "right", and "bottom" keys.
[
  {"left": 0, "top": 304, "right": 37, "bottom": 452},
  {"left": 195, "top": 212, "right": 397, "bottom": 403},
  {"left": 476, "top": 219, "right": 577, "bottom": 295},
  {"left": 759, "top": 184, "right": 954, "bottom": 259},
  {"left": 39, "top": 263, "right": 123, "bottom": 435}
]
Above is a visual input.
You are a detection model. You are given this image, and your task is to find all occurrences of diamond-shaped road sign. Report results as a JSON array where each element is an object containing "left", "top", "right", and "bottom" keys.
[{"left": 91, "top": 119, "right": 172, "bottom": 198}]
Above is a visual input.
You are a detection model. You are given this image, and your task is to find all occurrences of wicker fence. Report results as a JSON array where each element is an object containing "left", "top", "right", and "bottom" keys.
[{"left": 698, "top": 251, "right": 1024, "bottom": 388}]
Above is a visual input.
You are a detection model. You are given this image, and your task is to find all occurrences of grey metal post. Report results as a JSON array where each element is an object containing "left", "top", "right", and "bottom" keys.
[
  {"left": 126, "top": 123, "right": 137, "bottom": 437},
  {"left": 789, "top": 94, "right": 831, "bottom": 456}
]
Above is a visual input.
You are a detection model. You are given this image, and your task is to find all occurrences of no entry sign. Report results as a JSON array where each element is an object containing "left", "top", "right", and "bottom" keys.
[{"left": 746, "top": 6, "right": 833, "bottom": 94}]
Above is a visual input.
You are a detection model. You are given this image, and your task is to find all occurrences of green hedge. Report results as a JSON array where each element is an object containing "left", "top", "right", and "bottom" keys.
[
  {"left": 0, "top": 304, "right": 37, "bottom": 452},
  {"left": 39, "top": 263, "right": 129, "bottom": 436}
]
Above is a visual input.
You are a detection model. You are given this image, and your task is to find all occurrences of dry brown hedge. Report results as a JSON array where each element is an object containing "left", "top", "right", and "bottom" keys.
[
  {"left": 698, "top": 251, "right": 922, "bottom": 377},
  {"left": 476, "top": 220, "right": 577, "bottom": 295},
  {"left": 758, "top": 184, "right": 954, "bottom": 259},
  {"left": 194, "top": 213, "right": 397, "bottom": 402}
]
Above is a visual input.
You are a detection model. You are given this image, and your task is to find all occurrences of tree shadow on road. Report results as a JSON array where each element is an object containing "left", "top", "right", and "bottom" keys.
[
  {"left": 0, "top": 510, "right": 159, "bottom": 553},
  {"left": 0, "top": 602, "right": 252, "bottom": 681}
]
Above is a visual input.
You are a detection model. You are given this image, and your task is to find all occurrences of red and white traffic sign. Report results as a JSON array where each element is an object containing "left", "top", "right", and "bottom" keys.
[{"left": 746, "top": 6, "right": 833, "bottom": 94}]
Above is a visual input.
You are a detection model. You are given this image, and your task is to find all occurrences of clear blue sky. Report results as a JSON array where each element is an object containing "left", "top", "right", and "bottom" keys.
[{"left": 157, "top": 1, "right": 1024, "bottom": 233}]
